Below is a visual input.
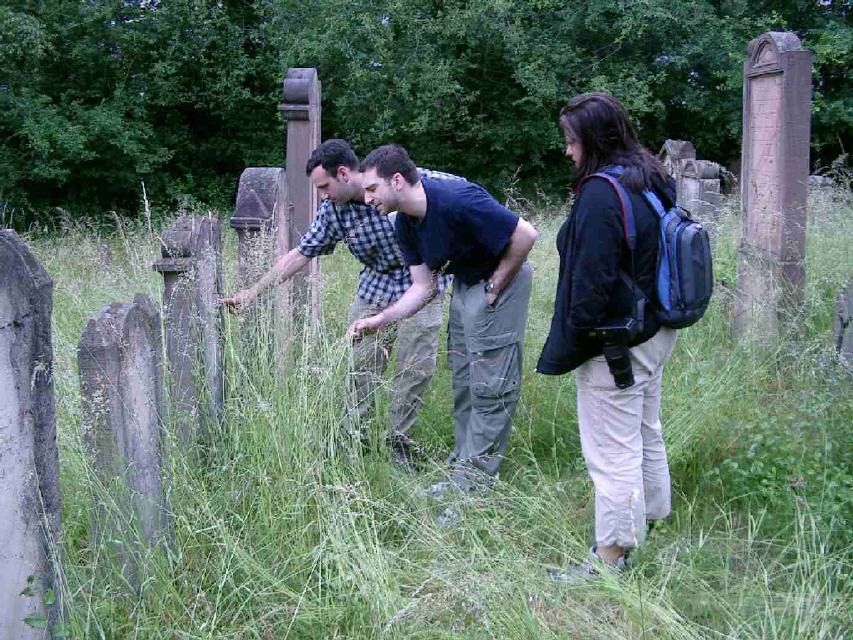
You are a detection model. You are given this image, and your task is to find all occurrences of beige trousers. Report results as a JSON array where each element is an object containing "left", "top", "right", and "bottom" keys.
[
  {"left": 575, "top": 327, "right": 677, "bottom": 549},
  {"left": 346, "top": 292, "right": 444, "bottom": 439}
]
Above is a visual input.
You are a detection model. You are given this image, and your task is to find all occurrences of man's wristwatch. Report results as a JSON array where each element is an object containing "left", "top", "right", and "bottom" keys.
[{"left": 484, "top": 280, "right": 496, "bottom": 295}]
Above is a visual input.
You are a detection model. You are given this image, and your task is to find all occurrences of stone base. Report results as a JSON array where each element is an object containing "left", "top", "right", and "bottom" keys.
[{"left": 732, "top": 240, "right": 805, "bottom": 344}]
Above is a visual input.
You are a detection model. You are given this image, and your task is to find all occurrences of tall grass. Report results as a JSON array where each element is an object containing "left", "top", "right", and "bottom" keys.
[{"left": 23, "top": 187, "right": 853, "bottom": 638}]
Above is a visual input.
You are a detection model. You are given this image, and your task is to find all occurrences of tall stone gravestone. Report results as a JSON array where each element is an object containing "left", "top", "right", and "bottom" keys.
[
  {"left": 153, "top": 216, "right": 224, "bottom": 446},
  {"left": 733, "top": 32, "right": 812, "bottom": 342},
  {"left": 278, "top": 67, "right": 321, "bottom": 327},
  {"left": 78, "top": 294, "right": 172, "bottom": 587},
  {"left": 0, "top": 231, "right": 63, "bottom": 639}
]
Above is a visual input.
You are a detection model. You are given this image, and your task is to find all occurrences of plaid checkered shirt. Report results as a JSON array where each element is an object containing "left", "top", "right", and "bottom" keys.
[{"left": 296, "top": 168, "right": 461, "bottom": 307}]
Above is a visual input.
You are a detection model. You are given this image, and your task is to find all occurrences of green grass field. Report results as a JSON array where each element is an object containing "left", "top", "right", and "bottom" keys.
[{"left": 27, "top": 187, "right": 853, "bottom": 638}]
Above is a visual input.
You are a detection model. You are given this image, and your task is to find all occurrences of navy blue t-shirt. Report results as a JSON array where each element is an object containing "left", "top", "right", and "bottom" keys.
[{"left": 395, "top": 177, "right": 519, "bottom": 285}]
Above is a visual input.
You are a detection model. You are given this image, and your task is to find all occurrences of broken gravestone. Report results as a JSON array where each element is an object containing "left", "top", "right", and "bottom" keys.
[
  {"left": 678, "top": 158, "right": 722, "bottom": 223},
  {"left": 659, "top": 139, "right": 696, "bottom": 182}
]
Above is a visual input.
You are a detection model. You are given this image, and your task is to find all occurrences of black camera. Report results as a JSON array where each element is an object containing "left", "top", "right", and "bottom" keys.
[
  {"left": 584, "top": 271, "right": 647, "bottom": 388},
  {"left": 587, "top": 318, "right": 638, "bottom": 388}
]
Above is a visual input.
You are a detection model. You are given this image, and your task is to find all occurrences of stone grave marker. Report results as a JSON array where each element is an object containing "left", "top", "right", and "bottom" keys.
[
  {"left": 278, "top": 67, "right": 321, "bottom": 326},
  {"left": 0, "top": 230, "right": 63, "bottom": 639},
  {"left": 834, "top": 279, "right": 853, "bottom": 370},
  {"left": 229, "top": 168, "right": 288, "bottom": 356},
  {"left": 659, "top": 139, "right": 696, "bottom": 181},
  {"left": 153, "top": 216, "right": 224, "bottom": 445},
  {"left": 678, "top": 158, "right": 722, "bottom": 223},
  {"left": 733, "top": 32, "right": 812, "bottom": 343},
  {"left": 230, "top": 167, "right": 287, "bottom": 288},
  {"left": 78, "top": 294, "right": 172, "bottom": 586}
]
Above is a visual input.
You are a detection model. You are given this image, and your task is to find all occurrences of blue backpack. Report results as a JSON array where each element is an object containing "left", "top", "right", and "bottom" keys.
[{"left": 580, "top": 167, "right": 713, "bottom": 329}]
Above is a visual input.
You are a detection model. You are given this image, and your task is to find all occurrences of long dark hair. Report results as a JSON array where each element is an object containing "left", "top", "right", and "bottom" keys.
[{"left": 559, "top": 92, "right": 666, "bottom": 192}]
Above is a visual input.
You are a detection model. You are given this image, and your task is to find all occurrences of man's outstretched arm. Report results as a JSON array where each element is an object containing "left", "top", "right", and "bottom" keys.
[
  {"left": 349, "top": 263, "right": 435, "bottom": 336},
  {"left": 219, "top": 248, "right": 310, "bottom": 311}
]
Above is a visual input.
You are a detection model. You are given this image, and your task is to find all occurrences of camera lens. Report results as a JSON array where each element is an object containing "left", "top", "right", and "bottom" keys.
[{"left": 603, "top": 344, "right": 635, "bottom": 389}]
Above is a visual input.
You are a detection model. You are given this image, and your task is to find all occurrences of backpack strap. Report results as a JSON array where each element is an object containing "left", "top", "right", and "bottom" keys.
[
  {"left": 640, "top": 189, "right": 666, "bottom": 218},
  {"left": 577, "top": 166, "right": 647, "bottom": 331},
  {"left": 578, "top": 167, "right": 637, "bottom": 251}
]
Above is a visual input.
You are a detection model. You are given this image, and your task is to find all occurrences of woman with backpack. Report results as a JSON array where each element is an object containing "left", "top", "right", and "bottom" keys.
[{"left": 537, "top": 92, "right": 678, "bottom": 582}]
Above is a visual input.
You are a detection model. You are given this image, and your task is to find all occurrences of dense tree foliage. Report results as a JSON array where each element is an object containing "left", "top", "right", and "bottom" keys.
[{"left": 0, "top": 0, "right": 849, "bottom": 221}]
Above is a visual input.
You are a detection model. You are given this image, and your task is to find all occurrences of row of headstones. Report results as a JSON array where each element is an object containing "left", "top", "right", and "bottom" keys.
[
  {"left": 0, "top": 68, "right": 321, "bottom": 639},
  {"left": 0, "top": 217, "right": 229, "bottom": 637},
  {"left": 4, "top": 215, "right": 851, "bottom": 637}
]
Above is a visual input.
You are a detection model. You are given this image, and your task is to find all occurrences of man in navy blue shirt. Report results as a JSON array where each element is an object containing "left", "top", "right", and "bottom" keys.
[{"left": 353, "top": 144, "right": 538, "bottom": 491}]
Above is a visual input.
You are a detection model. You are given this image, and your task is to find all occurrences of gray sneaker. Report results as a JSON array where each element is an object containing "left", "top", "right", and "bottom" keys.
[{"left": 548, "top": 547, "right": 626, "bottom": 585}]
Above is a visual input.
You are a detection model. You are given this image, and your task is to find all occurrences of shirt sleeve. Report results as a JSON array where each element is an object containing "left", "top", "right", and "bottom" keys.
[
  {"left": 297, "top": 201, "right": 345, "bottom": 258},
  {"left": 566, "top": 178, "right": 625, "bottom": 331},
  {"left": 394, "top": 212, "right": 424, "bottom": 266},
  {"left": 456, "top": 183, "right": 519, "bottom": 256}
]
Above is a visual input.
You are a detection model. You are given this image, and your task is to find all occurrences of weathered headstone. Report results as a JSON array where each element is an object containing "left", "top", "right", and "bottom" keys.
[
  {"left": 153, "top": 216, "right": 224, "bottom": 445},
  {"left": 78, "top": 294, "right": 172, "bottom": 585},
  {"left": 697, "top": 160, "right": 722, "bottom": 217},
  {"left": 834, "top": 280, "right": 853, "bottom": 370},
  {"left": 229, "top": 168, "right": 288, "bottom": 358},
  {"left": 230, "top": 168, "right": 287, "bottom": 288},
  {"left": 279, "top": 67, "right": 321, "bottom": 325},
  {"left": 0, "top": 230, "right": 63, "bottom": 639},
  {"left": 733, "top": 32, "right": 812, "bottom": 342},
  {"left": 678, "top": 159, "right": 722, "bottom": 222},
  {"left": 659, "top": 139, "right": 696, "bottom": 181}
]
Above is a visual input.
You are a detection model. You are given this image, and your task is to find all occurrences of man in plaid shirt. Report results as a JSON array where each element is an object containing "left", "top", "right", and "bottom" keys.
[{"left": 220, "top": 139, "right": 459, "bottom": 466}]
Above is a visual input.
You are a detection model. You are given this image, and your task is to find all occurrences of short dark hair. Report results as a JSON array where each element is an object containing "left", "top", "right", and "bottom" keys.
[
  {"left": 359, "top": 144, "right": 420, "bottom": 185},
  {"left": 305, "top": 139, "right": 359, "bottom": 176},
  {"left": 559, "top": 92, "right": 666, "bottom": 192}
]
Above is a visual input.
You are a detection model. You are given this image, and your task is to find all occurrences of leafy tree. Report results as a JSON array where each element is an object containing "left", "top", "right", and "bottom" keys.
[{"left": 0, "top": 0, "right": 849, "bottom": 221}]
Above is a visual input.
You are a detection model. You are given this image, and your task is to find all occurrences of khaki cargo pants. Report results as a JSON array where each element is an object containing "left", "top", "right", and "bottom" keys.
[
  {"left": 575, "top": 327, "right": 678, "bottom": 549},
  {"left": 446, "top": 262, "right": 533, "bottom": 480},
  {"left": 345, "top": 292, "right": 444, "bottom": 439}
]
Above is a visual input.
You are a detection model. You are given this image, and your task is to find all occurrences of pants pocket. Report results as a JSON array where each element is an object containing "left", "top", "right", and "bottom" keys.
[{"left": 469, "top": 331, "right": 519, "bottom": 399}]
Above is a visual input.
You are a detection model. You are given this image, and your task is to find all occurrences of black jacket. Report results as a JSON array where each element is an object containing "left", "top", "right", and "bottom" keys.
[{"left": 536, "top": 174, "right": 675, "bottom": 375}]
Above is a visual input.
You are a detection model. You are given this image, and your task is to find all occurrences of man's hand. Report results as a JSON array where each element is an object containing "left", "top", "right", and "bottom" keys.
[
  {"left": 485, "top": 292, "right": 498, "bottom": 306},
  {"left": 348, "top": 313, "right": 386, "bottom": 341},
  {"left": 218, "top": 288, "right": 255, "bottom": 313}
]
